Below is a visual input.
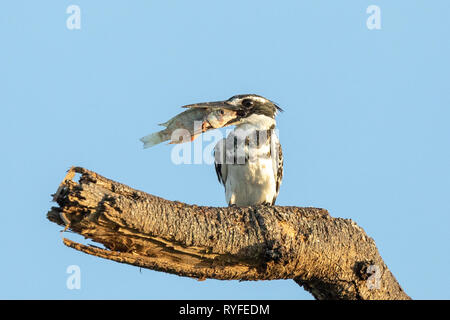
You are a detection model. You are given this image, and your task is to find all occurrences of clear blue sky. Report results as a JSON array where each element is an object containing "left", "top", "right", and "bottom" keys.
[{"left": 1, "top": 1, "right": 449, "bottom": 299}]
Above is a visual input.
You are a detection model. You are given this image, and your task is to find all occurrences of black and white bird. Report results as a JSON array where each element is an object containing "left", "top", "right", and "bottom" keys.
[{"left": 185, "top": 94, "right": 283, "bottom": 207}]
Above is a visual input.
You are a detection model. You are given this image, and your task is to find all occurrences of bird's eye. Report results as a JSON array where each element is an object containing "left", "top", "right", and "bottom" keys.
[
  {"left": 242, "top": 99, "right": 253, "bottom": 107},
  {"left": 219, "top": 109, "right": 224, "bottom": 115}
]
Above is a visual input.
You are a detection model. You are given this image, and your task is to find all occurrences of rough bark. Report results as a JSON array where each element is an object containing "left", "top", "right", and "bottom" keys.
[{"left": 47, "top": 166, "right": 410, "bottom": 300}]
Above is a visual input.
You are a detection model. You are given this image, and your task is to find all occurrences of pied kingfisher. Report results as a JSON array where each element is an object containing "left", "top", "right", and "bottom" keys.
[{"left": 184, "top": 94, "right": 283, "bottom": 207}]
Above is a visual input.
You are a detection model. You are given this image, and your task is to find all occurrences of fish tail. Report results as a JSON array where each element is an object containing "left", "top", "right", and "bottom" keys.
[{"left": 140, "top": 131, "right": 168, "bottom": 148}]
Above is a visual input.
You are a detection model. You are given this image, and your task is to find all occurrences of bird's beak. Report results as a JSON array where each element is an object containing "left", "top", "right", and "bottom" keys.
[{"left": 182, "top": 100, "right": 237, "bottom": 111}]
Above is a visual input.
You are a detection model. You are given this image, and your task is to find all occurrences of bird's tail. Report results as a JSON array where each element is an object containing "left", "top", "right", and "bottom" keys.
[{"left": 140, "top": 130, "right": 168, "bottom": 148}]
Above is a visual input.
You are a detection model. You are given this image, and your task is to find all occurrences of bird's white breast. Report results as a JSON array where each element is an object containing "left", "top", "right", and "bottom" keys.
[
  {"left": 224, "top": 125, "right": 278, "bottom": 206},
  {"left": 225, "top": 154, "right": 276, "bottom": 206}
]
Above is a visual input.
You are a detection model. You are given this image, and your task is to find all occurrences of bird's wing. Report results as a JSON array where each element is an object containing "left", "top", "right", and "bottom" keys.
[
  {"left": 214, "top": 138, "right": 228, "bottom": 186},
  {"left": 271, "top": 133, "right": 283, "bottom": 204}
]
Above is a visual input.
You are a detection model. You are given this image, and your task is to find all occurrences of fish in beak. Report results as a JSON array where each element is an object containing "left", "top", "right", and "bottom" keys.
[
  {"left": 182, "top": 100, "right": 241, "bottom": 132},
  {"left": 140, "top": 100, "right": 240, "bottom": 148}
]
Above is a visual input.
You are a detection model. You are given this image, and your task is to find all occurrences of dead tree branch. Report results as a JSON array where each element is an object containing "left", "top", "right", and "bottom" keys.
[{"left": 47, "top": 167, "right": 410, "bottom": 300}]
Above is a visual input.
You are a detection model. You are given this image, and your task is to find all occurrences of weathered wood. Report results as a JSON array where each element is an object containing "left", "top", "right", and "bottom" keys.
[{"left": 47, "top": 166, "right": 410, "bottom": 300}]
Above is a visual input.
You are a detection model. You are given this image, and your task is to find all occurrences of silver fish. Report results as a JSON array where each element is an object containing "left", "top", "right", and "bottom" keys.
[{"left": 140, "top": 107, "right": 237, "bottom": 148}]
